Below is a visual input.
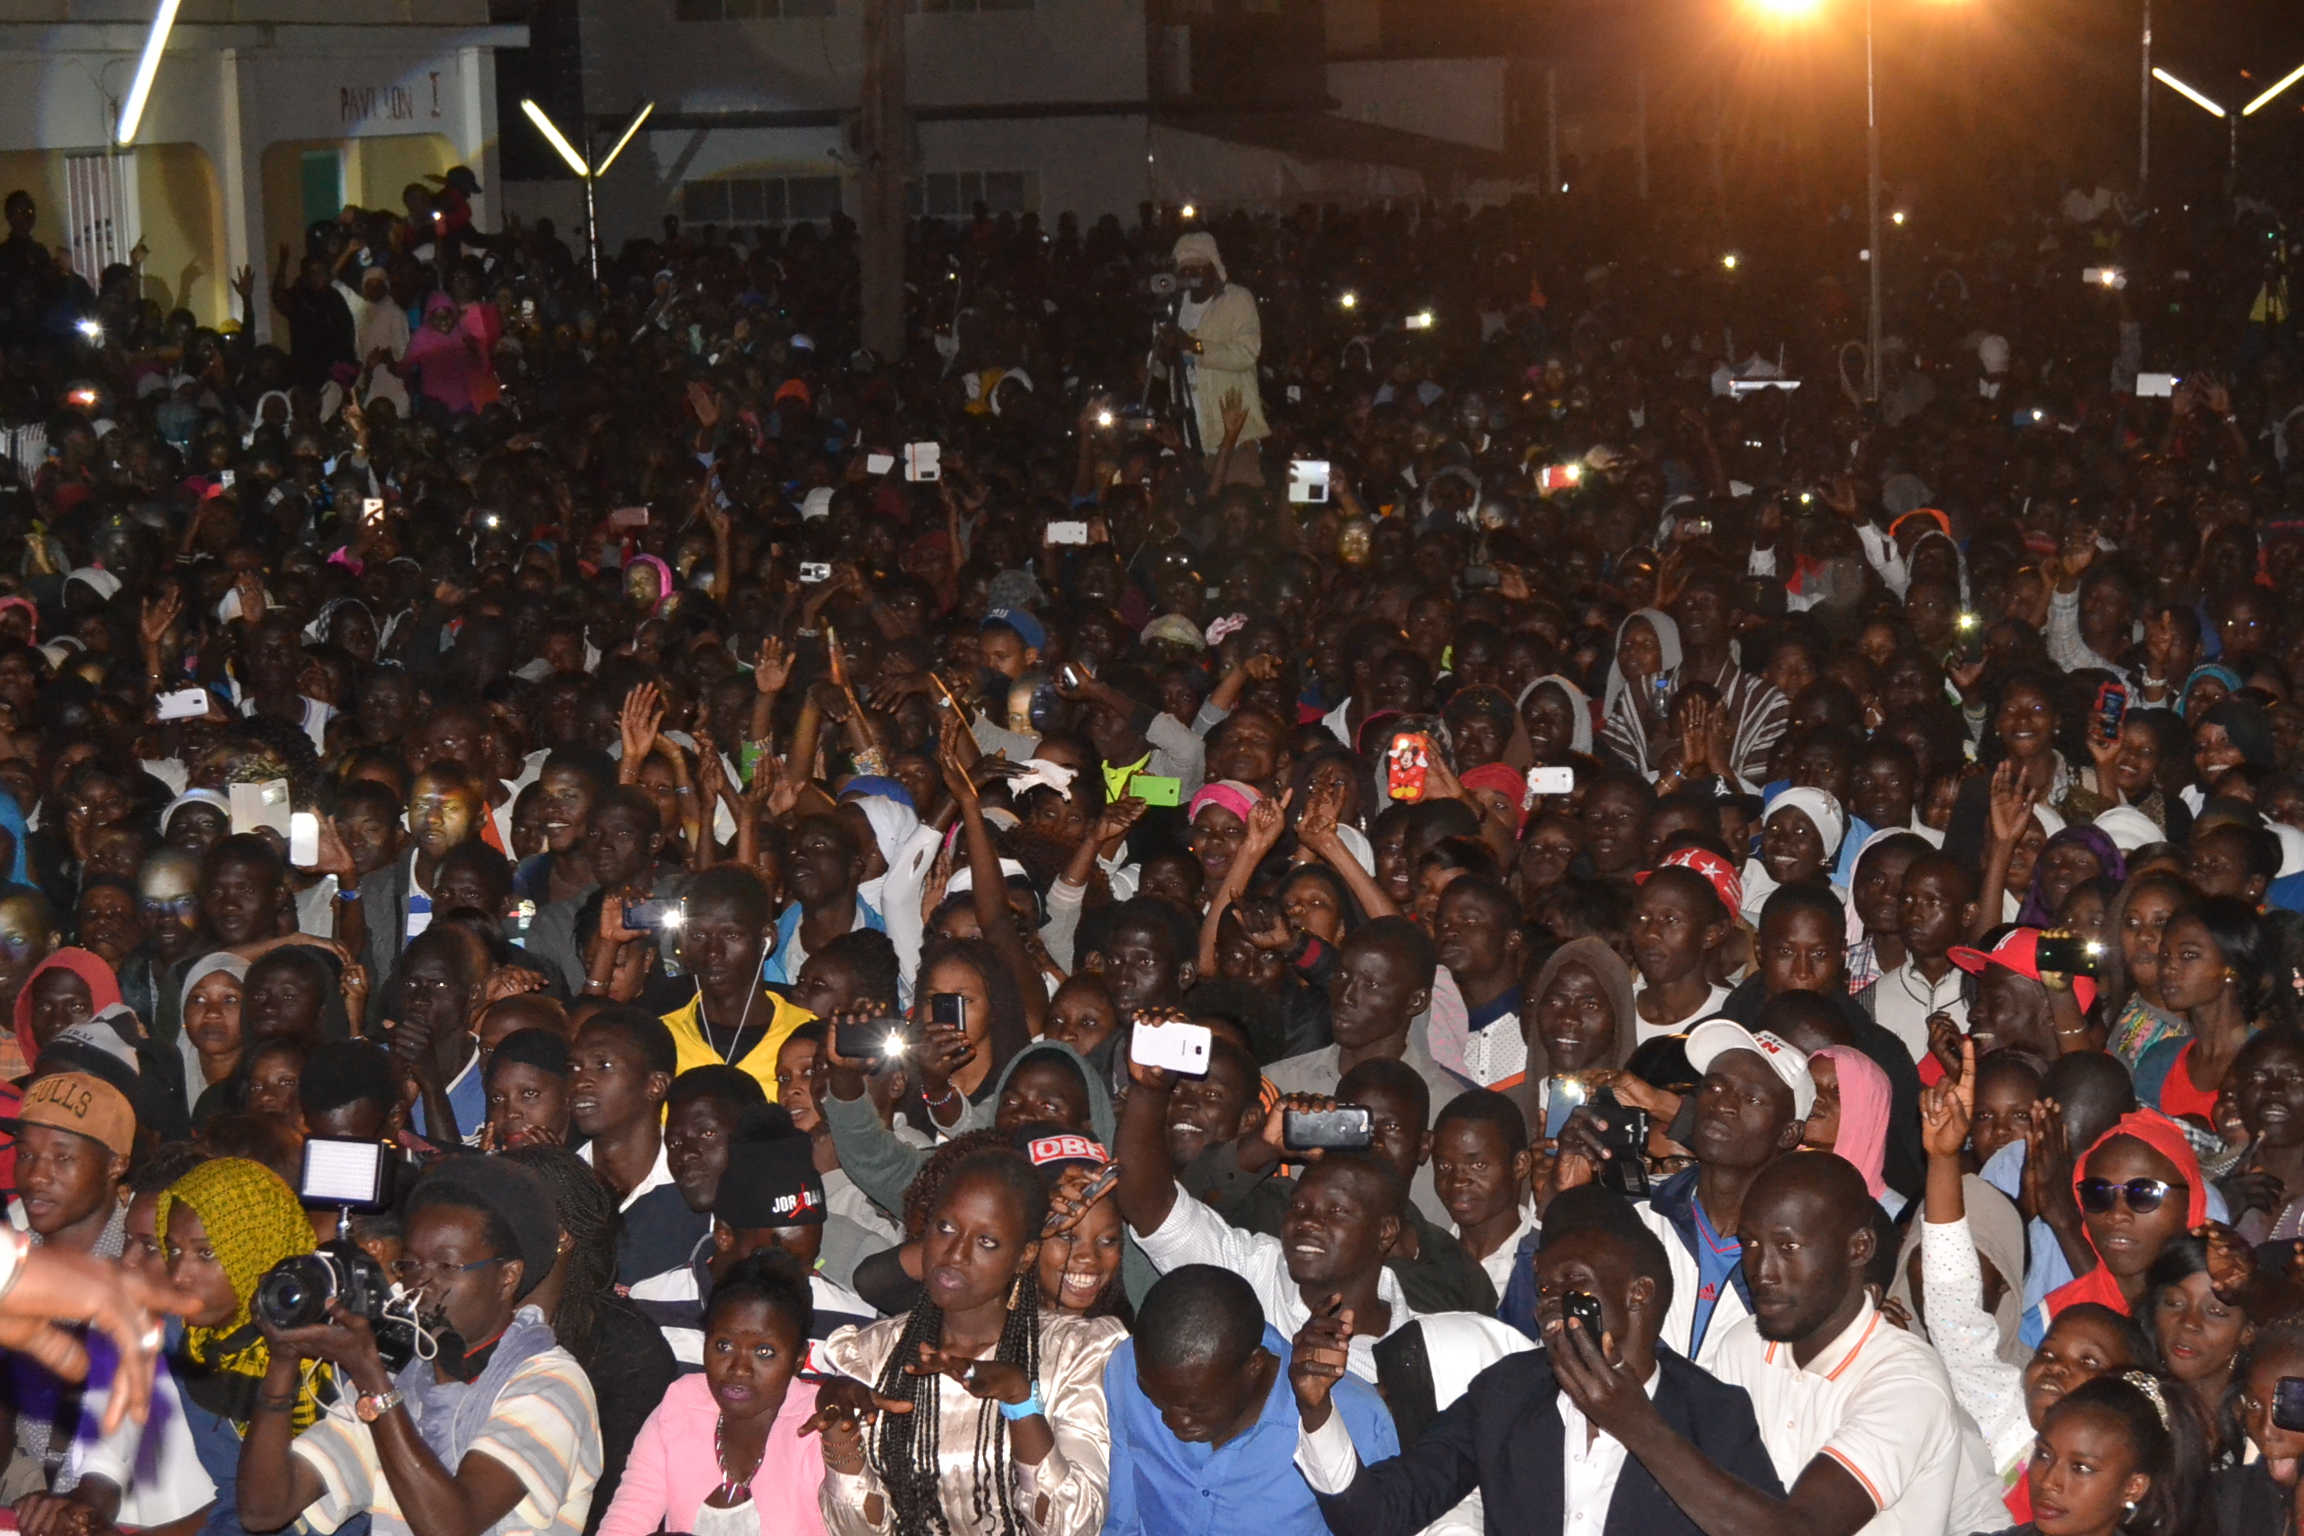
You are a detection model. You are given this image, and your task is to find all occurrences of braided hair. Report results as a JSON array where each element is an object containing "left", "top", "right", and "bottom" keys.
[
  {"left": 499, "top": 1145, "right": 618, "bottom": 1362},
  {"left": 868, "top": 1148, "right": 1050, "bottom": 1536}
]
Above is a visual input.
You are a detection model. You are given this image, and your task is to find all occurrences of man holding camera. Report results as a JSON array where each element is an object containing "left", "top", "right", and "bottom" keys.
[
  {"left": 1161, "top": 232, "right": 1267, "bottom": 485},
  {"left": 237, "top": 1160, "right": 602, "bottom": 1536}
]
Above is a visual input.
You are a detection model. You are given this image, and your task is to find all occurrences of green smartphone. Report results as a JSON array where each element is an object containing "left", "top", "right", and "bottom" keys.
[{"left": 1132, "top": 774, "right": 1183, "bottom": 807}]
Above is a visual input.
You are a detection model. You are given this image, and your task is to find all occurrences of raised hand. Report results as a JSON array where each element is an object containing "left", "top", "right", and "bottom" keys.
[
  {"left": 139, "top": 589, "right": 182, "bottom": 650},
  {"left": 907, "top": 1345, "right": 1033, "bottom": 1407},
  {"left": 1288, "top": 1294, "right": 1355, "bottom": 1422},
  {"left": 618, "top": 683, "right": 665, "bottom": 770},
  {"left": 754, "top": 635, "right": 795, "bottom": 695},
  {"left": 1919, "top": 1038, "right": 1975, "bottom": 1161},
  {"left": 1985, "top": 759, "right": 2036, "bottom": 847}
]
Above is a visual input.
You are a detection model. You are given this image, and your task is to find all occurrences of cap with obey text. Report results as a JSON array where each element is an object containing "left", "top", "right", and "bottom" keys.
[
  {"left": 1681, "top": 1018, "right": 1816, "bottom": 1120},
  {"left": 1947, "top": 927, "right": 2098, "bottom": 1014},
  {"left": 9, "top": 1072, "right": 135, "bottom": 1157}
]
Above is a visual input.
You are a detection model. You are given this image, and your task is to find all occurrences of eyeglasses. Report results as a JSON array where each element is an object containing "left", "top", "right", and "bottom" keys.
[
  {"left": 2077, "top": 1177, "right": 2188, "bottom": 1215},
  {"left": 390, "top": 1256, "right": 505, "bottom": 1288}
]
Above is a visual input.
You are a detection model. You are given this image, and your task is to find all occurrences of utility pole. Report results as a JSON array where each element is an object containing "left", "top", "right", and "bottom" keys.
[{"left": 858, "top": 0, "right": 907, "bottom": 361}]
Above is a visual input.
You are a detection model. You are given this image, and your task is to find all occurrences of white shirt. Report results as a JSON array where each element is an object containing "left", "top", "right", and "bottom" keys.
[
  {"left": 577, "top": 1137, "right": 676, "bottom": 1213},
  {"left": 1137, "top": 1179, "right": 1413, "bottom": 1382},
  {"left": 1708, "top": 1298, "right": 2004, "bottom": 1536},
  {"left": 1870, "top": 959, "right": 1966, "bottom": 1064},
  {"left": 1634, "top": 983, "right": 1732, "bottom": 1045},
  {"left": 1293, "top": 1313, "right": 1532, "bottom": 1536},
  {"left": 1457, "top": 1205, "right": 1538, "bottom": 1299},
  {"left": 1560, "top": 1366, "right": 1664, "bottom": 1536}
]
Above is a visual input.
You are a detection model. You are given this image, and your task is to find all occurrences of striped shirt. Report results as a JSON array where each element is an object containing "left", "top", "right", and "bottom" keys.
[
  {"left": 292, "top": 1346, "right": 602, "bottom": 1536},
  {"left": 1601, "top": 658, "right": 1786, "bottom": 790}
]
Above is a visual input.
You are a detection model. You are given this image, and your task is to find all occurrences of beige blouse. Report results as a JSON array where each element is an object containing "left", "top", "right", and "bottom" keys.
[{"left": 815, "top": 1311, "right": 1124, "bottom": 1536}]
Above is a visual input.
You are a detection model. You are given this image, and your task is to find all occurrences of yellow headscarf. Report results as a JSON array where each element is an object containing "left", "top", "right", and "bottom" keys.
[{"left": 157, "top": 1159, "right": 329, "bottom": 1429}]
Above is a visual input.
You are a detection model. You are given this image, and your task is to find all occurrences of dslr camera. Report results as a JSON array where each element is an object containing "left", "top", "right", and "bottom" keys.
[{"left": 254, "top": 1241, "right": 421, "bottom": 1370}]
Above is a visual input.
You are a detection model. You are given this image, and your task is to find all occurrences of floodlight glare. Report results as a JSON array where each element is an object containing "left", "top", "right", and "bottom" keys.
[
  {"left": 2243, "top": 60, "right": 2304, "bottom": 116},
  {"left": 521, "top": 99, "right": 591, "bottom": 176},
  {"left": 115, "top": 0, "right": 184, "bottom": 146},
  {"left": 2152, "top": 68, "right": 2227, "bottom": 118},
  {"left": 596, "top": 102, "right": 655, "bottom": 176}
]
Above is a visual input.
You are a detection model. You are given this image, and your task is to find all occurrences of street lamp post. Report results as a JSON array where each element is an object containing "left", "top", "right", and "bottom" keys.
[
  {"left": 1863, "top": 0, "right": 1882, "bottom": 403},
  {"left": 2150, "top": 60, "right": 2304, "bottom": 192},
  {"left": 520, "top": 99, "right": 654, "bottom": 286}
]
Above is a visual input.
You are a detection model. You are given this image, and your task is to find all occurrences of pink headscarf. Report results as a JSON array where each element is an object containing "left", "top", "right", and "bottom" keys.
[
  {"left": 1816, "top": 1045, "right": 1891, "bottom": 1200},
  {"left": 626, "top": 553, "right": 675, "bottom": 617},
  {"left": 1187, "top": 779, "right": 1260, "bottom": 827}
]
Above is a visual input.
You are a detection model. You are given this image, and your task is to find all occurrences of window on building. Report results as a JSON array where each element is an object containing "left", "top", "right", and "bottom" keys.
[
  {"left": 681, "top": 174, "right": 845, "bottom": 228},
  {"left": 674, "top": 0, "right": 835, "bottom": 19},
  {"left": 909, "top": 170, "right": 1039, "bottom": 219}
]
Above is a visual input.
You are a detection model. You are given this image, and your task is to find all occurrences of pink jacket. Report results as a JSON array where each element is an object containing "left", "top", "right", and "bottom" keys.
[{"left": 595, "top": 1371, "right": 827, "bottom": 1536}]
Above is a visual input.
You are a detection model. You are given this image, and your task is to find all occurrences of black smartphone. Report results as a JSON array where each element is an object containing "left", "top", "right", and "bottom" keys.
[
  {"left": 833, "top": 1018, "right": 909, "bottom": 1062},
  {"left": 2033, "top": 935, "right": 2104, "bottom": 975},
  {"left": 1589, "top": 1089, "right": 1651, "bottom": 1198},
  {"left": 1563, "top": 1289, "right": 1604, "bottom": 1343},
  {"left": 2274, "top": 1377, "right": 2304, "bottom": 1433},
  {"left": 1282, "top": 1106, "right": 1375, "bottom": 1153},
  {"left": 929, "top": 993, "right": 967, "bottom": 1030}
]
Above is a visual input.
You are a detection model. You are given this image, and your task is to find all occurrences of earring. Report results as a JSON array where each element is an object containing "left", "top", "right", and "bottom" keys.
[{"left": 1007, "top": 1274, "right": 1024, "bottom": 1310}]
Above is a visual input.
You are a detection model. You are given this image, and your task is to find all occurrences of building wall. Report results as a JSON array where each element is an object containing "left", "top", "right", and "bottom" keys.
[
  {"left": 576, "top": 0, "right": 1147, "bottom": 116},
  {"left": 0, "top": 20, "right": 517, "bottom": 333},
  {"left": 1325, "top": 58, "right": 1505, "bottom": 152}
]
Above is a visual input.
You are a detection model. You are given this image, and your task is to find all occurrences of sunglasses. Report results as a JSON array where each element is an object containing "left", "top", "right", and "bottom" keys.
[{"left": 2077, "top": 1176, "right": 2188, "bottom": 1215}]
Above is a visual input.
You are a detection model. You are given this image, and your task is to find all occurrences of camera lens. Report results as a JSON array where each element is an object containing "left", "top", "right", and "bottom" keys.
[{"left": 255, "top": 1254, "right": 338, "bottom": 1331}]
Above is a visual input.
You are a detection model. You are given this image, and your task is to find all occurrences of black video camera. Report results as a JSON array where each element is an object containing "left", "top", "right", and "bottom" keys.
[{"left": 254, "top": 1241, "right": 421, "bottom": 1370}]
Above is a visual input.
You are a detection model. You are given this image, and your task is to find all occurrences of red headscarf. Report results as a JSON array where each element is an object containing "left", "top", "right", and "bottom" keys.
[
  {"left": 12, "top": 947, "right": 124, "bottom": 1074},
  {"left": 2042, "top": 1108, "right": 2207, "bottom": 1319}
]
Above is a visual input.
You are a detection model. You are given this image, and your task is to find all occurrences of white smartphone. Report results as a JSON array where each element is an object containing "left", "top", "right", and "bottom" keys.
[
  {"left": 228, "top": 779, "right": 293, "bottom": 837},
  {"left": 361, "top": 496, "right": 385, "bottom": 523},
  {"left": 865, "top": 452, "right": 895, "bottom": 476},
  {"left": 904, "top": 442, "right": 942, "bottom": 482},
  {"left": 1045, "top": 521, "right": 1090, "bottom": 546},
  {"left": 2136, "top": 373, "right": 2177, "bottom": 398},
  {"left": 608, "top": 507, "right": 649, "bottom": 529},
  {"left": 1526, "top": 765, "right": 1575, "bottom": 796},
  {"left": 799, "top": 562, "right": 833, "bottom": 584},
  {"left": 156, "top": 688, "right": 210, "bottom": 721},
  {"left": 1287, "top": 459, "right": 1330, "bottom": 504},
  {"left": 1131, "top": 1019, "right": 1212, "bottom": 1077},
  {"left": 217, "top": 469, "right": 235, "bottom": 489},
  {"left": 289, "top": 811, "right": 319, "bottom": 867}
]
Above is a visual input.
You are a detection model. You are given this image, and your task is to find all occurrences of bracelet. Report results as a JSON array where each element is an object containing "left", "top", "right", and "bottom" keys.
[
  {"left": 255, "top": 1390, "right": 300, "bottom": 1413},
  {"left": 998, "top": 1387, "right": 1045, "bottom": 1422},
  {"left": 336, "top": 887, "right": 361, "bottom": 901},
  {"left": 581, "top": 980, "right": 609, "bottom": 996},
  {"left": 0, "top": 1227, "right": 28, "bottom": 1302}
]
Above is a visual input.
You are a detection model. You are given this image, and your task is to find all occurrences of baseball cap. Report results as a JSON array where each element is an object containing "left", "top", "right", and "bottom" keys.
[
  {"left": 9, "top": 1072, "right": 135, "bottom": 1157},
  {"left": 1682, "top": 1018, "right": 1816, "bottom": 1120},
  {"left": 983, "top": 607, "right": 1047, "bottom": 653},
  {"left": 1947, "top": 927, "right": 2098, "bottom": 1013}
]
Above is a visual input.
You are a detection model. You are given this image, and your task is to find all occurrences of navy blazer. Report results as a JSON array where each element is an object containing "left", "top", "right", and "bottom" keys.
[{"left": 1314, "top": 1344, "right": 1784, "bottom": 1536}]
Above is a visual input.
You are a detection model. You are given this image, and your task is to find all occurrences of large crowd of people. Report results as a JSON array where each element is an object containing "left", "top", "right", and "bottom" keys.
[{"left": 0, "top": 154, "right": 2289, "bottom": 1536}]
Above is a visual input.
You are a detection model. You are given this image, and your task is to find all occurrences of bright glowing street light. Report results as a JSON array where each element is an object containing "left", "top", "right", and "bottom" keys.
[
  {"left": 2152, "top": 67, "right": 2226, "bottom": 117},
  {"left": 520, "top": 99, "right": 655, "bottom": 284},
  {"left": 115, "top": 0, "right": 184, "bottom": 146},
  {"left": 2242, "top": 59, "right": 2304, "bottom": 116}
]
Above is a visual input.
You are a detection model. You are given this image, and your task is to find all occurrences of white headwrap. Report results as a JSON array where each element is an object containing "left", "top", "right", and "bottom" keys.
[
  {"left": 1516, "top": 674, "right": 1594, "bottom": 756},
  {"left": 1171, "top": 232, "right": 1226, "bottom": 283},
  {"left": 162, "top": 788, "right": 230, "bottom": 834},
  {"left": 1601, "top": 608, "right": 1684, "bottom": 720},
  {"left": 1768, "top": 787, "right": 1850, "bottom": 861}
]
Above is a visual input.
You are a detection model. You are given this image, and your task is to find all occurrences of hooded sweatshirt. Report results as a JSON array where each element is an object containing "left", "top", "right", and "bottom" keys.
[{"left": 2042, "top": 1108, "right": 2207, "bottom": 1319}]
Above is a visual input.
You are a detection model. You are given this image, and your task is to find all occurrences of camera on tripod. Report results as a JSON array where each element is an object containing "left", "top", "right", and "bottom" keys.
[
  {"left": 254, "top": 1242, "right": 422, "bottom": 1370},
  {"left": 1144, "top": 271, "right": 1179, "bottom": 298}
]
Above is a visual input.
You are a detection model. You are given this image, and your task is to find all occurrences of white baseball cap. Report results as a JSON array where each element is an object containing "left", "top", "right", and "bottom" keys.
[{"left": 1682, "top": 1018, "right": 1816, "bottom": 1120}]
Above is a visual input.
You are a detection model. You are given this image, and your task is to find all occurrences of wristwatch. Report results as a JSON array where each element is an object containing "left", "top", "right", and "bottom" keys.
[{"left": 356, "top": 1389, "right": 404, "bottom": 1423}]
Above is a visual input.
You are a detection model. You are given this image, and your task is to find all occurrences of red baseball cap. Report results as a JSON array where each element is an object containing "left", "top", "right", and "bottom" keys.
[{"left": 1947, "top": 927, "right": 2097, "bottom": 1013}]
